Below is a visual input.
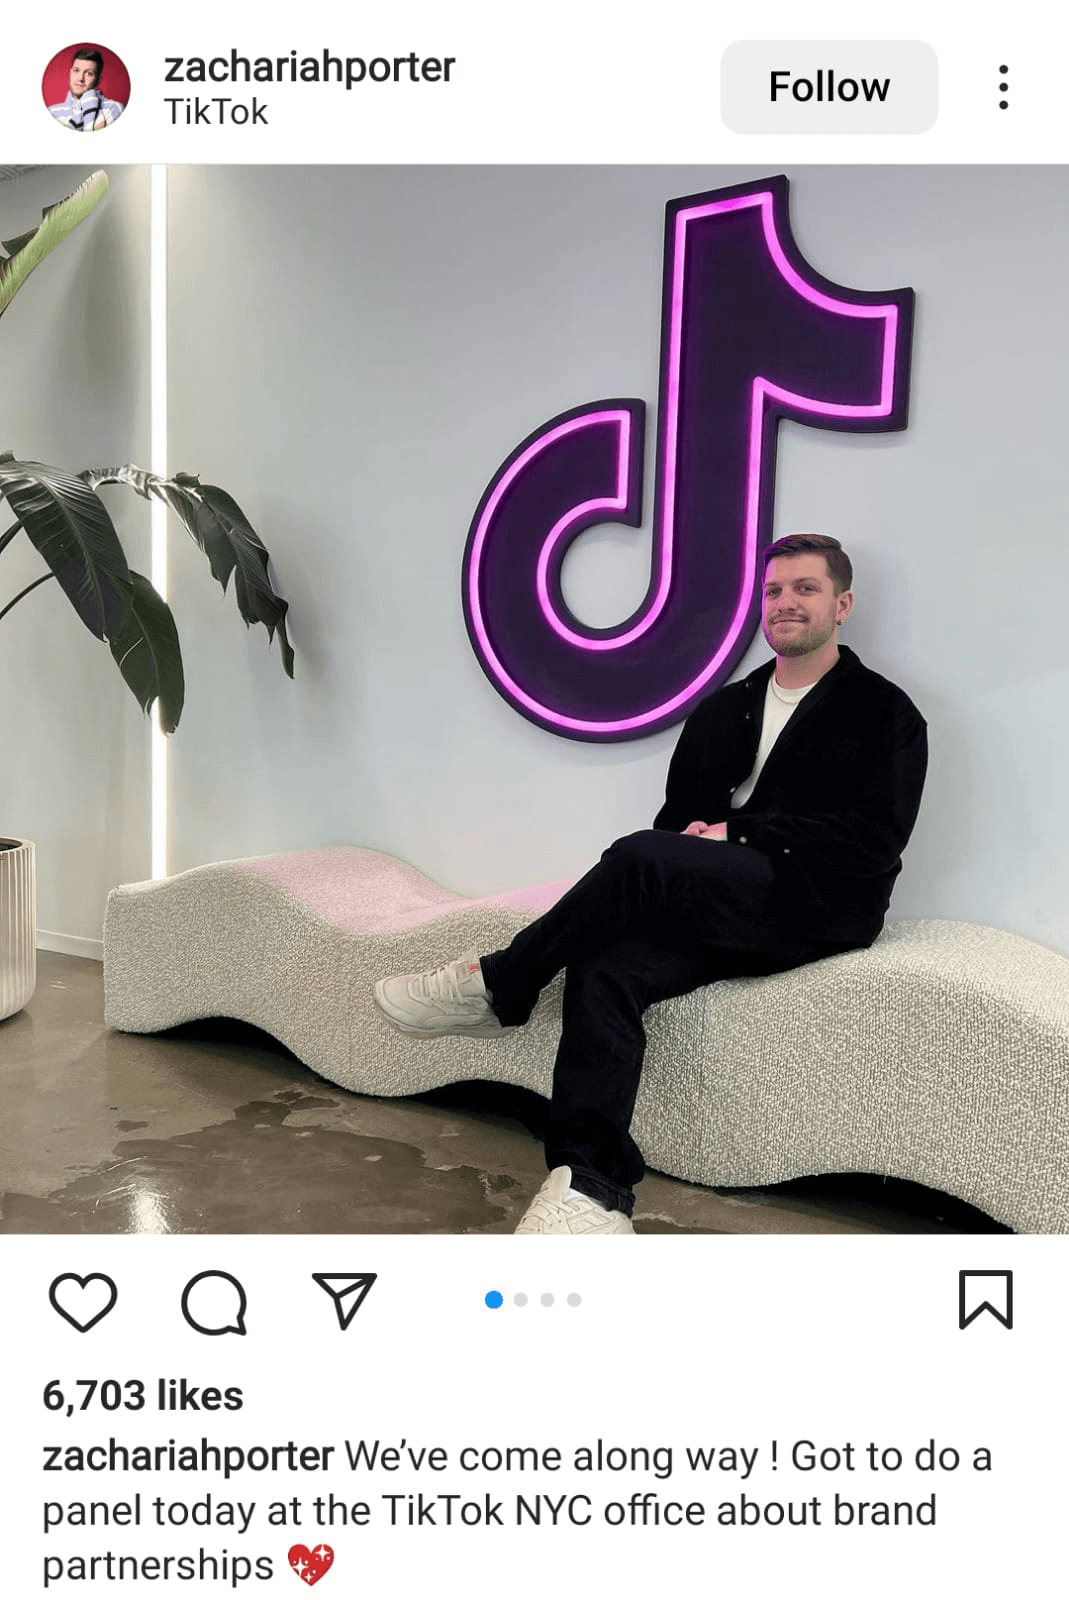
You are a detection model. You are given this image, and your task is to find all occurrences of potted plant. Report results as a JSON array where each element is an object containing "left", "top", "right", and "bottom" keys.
[{"left": 0, "top": 169, "right": 294, "bottom": 1019}]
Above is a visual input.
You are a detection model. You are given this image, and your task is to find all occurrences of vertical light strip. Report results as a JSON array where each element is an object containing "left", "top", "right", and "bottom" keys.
[{"left": 150, "top": 165, "right": 169, "bottom": 880}]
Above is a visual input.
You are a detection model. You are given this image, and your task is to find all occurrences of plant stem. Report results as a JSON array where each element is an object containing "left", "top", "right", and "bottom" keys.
[
  {"left": 0, "top": 571, "right": 54, "bottom": 624},
  {"left": 0, "top": 519, "right": 24, "bottom": 557}
]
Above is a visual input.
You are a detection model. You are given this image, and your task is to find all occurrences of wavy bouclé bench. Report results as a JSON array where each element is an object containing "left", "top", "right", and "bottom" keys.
[{"left": 103, "top": 847, "right": 1069, "bottom": 1233}]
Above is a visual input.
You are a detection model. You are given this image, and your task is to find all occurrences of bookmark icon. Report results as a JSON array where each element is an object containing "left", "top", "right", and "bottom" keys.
[{"left": 959, "top": 1270, "right": 1013, "bottom": 1330}]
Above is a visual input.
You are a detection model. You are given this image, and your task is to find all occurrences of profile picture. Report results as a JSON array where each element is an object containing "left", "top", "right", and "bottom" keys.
[{"left": 42, "top": 43, "right": 130, "bottom": 131}]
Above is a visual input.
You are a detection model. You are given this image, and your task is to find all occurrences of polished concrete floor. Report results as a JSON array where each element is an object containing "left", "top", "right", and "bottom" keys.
[{"left": 0, "top": 952, "right": 1007, "bottom": 1235}]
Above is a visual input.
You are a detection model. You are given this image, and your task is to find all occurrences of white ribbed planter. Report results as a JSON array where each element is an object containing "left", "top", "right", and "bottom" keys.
[{"left": 1, "top": 837, "right": 36, "bottom": 1019}]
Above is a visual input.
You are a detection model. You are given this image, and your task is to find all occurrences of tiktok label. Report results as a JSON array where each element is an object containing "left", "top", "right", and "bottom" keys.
[
  {"left": 462, "top": 175, "right": 913, "bottom": 740},
  {"left": 164, "top": 96, "right": 269, "bottom": 124}
]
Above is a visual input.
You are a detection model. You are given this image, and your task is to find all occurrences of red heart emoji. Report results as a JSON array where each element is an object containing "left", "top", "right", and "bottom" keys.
[{"left": 288, "top": 1544, "right": 334, "bottom": 1586}]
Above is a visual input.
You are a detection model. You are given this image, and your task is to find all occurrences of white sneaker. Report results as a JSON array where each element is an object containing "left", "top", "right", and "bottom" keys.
[
  {"left": 514, "top": 1167, "right": 635, "bottom": 1234},
  {"left": 373, "top": 949, "right": 504, "bottom": 1038}
]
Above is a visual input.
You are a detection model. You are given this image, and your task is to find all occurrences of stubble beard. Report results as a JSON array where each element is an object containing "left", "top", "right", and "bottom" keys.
[{"left": 763, "top": 614, "right": 836, "bottom": 658}]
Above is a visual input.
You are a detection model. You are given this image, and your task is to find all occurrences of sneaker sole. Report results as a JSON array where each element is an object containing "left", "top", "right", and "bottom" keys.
[
  {"left": 514, "top": 1218, "right": 635, "bottom": 1235},
  {"left": 372, "top": 979, "right": 505, "bottom": 1039}
]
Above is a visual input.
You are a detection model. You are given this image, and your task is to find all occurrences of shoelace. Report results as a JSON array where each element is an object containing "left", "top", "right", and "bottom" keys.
[
  {"left": 519, "top": 1199, "right": 564, "bottom": 1230},
  {"left": 527, "top": 1193, "right": 577, "bottom": 1219},
  {"left": 523, "top": 1195, "right": 611, "bottom": 1233},
  {"left": 409, "top": 961, "right": 468, "bottom": 1005}
]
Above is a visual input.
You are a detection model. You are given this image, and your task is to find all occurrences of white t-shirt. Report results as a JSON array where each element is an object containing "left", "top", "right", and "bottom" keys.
[{"left": 730, "top": 674, "right": 814, "bottom": 810}]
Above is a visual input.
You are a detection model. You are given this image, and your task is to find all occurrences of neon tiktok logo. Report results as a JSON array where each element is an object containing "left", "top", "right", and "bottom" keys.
[{"left": 462, "top": 176, "right": 914, "bottom": 742}]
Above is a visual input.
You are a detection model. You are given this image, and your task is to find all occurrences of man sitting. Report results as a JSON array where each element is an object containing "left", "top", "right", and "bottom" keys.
[{"left": 374, "top": 534, "right": 928, "bottom": 1233}]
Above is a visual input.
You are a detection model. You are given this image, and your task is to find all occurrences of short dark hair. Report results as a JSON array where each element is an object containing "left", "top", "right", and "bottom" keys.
[
  {"left": 71, "top": 48, "right": 104, "bottom": 83},
  {"left": 762, "top": 533, "right": 852, "bottom": 595}
]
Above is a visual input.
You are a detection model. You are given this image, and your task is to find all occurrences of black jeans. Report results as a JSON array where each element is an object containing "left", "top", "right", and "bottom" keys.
[{"left": 480, "top": 829, "right": 826, "bottom": 1216}]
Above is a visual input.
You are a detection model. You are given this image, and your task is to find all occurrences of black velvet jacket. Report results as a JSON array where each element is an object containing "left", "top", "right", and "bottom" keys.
[{"left": 652, "top": 646, "right": 928, "bottom": 947}]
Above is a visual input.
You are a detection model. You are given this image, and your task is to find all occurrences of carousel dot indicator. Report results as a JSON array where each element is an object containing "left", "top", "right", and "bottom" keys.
[{"left": 485, "top": 1290, "right": 503, "bottom": 1309}]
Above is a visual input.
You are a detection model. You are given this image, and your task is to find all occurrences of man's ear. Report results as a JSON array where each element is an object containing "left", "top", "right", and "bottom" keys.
[{"left": 837, "top": 589, "right": 855, "bottom": 625}]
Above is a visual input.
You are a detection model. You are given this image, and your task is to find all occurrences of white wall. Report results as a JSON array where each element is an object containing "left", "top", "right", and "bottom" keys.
[
  {"left": 167, "top": 165, "right": 1069, "bottom": 956},
  {"left": 0, "top": 165, "right": 150, "bottom": 955},
  {"left": 4, "top": 165, "right": 1067, "bottom": 957}
]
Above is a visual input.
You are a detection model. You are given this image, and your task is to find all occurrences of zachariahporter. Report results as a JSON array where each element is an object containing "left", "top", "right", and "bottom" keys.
[{"left": 164, "top": 49, "right": 455, "bottom": 89}]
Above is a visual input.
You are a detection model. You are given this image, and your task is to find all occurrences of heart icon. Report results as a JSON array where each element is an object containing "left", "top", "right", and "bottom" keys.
[
  {"left": 49, "top": 1273, "right": 118, "bottom": 1332},
  {"left": 288, "top": 1544, "right": 334, "bottom": 1586}
]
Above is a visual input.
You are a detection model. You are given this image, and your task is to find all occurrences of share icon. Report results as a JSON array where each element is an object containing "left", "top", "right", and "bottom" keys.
[{"left": 312, "top": 1273, "right": 378, "bottom": 1330}]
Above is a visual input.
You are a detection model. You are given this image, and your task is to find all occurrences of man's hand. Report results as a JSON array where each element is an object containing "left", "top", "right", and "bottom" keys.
[{"left": 682, "top": 820, "right": 728, "bottom": 841}]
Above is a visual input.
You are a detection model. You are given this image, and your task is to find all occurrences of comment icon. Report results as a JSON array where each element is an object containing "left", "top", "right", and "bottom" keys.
[{"left": 181, "top": 1270, "right": 248, "bottom": 1336}]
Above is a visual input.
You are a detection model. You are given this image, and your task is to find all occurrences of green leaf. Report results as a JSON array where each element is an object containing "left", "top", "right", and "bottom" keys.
[
  {"left": 83, "top": 465, "right": 295, "bottom": 677},
  {"left": 0, "top": 453, "right": 132, "bottom": 639},
  {"left": 0, "top": 170, "right": 109, "bottom": 319},
  {"left": 108, "top": 570, "right": 185, "bottom": 733}
]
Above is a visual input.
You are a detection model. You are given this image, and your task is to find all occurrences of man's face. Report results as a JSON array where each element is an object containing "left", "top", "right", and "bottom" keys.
[
  {"left": 69, "top": 57, "right": 100, "bottom": 98},
  {"left": 761, "top": 552, "right": 852, "bottom": 657}
]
